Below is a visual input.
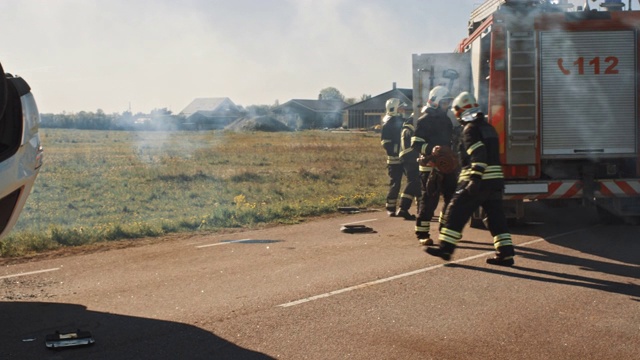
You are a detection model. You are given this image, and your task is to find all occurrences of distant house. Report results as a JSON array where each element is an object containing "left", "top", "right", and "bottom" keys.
[
  {"left": 273, "top": 96, "right": 348, "bottom": 130},
  {"left": 343, "top": 84, "right": 413, "bottom": 129},
  {"left": 178, "top": 97, "right": 242, "bottom": 130}
]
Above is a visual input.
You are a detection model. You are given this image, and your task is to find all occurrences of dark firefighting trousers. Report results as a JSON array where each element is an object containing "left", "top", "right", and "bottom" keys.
[
  {"left": 438, "top": 186, "right": 515, "bottom": 258},
  {"left": 415, "top": 169, "right": 457, "bottom": 239},
  {"left": 386, "top": 163, "right": 404, "bottom": 212},
  {"left": 399, "top": 160, "right": 421, "bottom": 212}
]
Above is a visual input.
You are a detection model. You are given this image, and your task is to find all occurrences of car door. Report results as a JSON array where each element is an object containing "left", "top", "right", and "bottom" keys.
[{"left": 0, "top": 62, "right": 43, "bottom": 239}]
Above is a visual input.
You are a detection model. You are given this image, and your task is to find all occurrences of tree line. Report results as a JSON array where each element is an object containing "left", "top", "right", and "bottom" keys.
[
  {"left": 40, "top": 109, "right": 184, "bottom": 131},
  {"left": 38, "top": 87, "right": 371, "bottom": 131}
]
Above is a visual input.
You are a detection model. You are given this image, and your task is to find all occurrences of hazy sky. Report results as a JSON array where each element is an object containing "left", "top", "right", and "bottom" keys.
[{"left": 2, "top": 0, "right": 603, "bottom": 114}]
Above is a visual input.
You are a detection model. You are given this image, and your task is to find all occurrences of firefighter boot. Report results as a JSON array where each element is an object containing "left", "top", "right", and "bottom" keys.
[
  {"left": 486, "top": 245, "right": 515, "bottom": 267},
  {"left": 416, "top": 229, "right": 433, "bottom": 246},
  {"left": 386, "top": 207, "right": 397, "bottom": 217},
  {"left": 396, "top": 209, "right": 416, "bottom": 221},
  {"left": 425, "top": 241, "right": 456, "bottom": 261}
]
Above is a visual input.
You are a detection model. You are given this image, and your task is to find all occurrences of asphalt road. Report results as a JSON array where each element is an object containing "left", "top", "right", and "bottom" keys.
[{"left": 1, "top": 202, "right": 638, "bottom": 359}]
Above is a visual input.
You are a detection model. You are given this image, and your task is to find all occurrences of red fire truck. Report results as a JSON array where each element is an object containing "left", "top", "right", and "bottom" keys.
[{"left": 412, "top": 0, "right": 640, "bottom": 225}]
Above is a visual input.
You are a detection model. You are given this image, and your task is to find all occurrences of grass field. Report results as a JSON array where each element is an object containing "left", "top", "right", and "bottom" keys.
[{"left": 1, "top": 129, "right": 389, "bottom": 257}]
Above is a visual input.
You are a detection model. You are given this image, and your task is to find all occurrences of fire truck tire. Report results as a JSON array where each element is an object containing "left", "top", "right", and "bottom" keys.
[
  {"left": 470, "top": 209, "right": 523, "bottom": 229},
  {"left": 470, "top": 218, "right": 485, "bottom": 229},
  {"left": 470, "top": 208, "right": 487, "bottom": 229},
  {"left": 507, "top": 218, "right": 521, "bottom": 227},
  {"left": 624, "top": 216, "right": 640, "bottom": 226},
  {"left": 596, "top": 205, "right": 623, "bottom": 225}
]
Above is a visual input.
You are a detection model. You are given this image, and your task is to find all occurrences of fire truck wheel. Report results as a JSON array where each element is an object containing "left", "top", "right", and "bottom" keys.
[
  {"left": 470, "top": 208, "right": 487, "bottom": 229},
  {"left": 470, "top": 218, "right": 484, "bottom": 229},
  {"left": 596, "top": 205, "right": 623, "bottom": 225},
  {"left": 625, "top": 216, "right": 640, "bottom": 226}
]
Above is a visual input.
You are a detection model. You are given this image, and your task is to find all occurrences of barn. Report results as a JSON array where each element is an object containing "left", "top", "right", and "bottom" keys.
[
  {"left": 273, "top": 97, "right": 348, "bottom": 130},
  {"left": 343, "top": 84, "right": 413, "bottom": 130},
  {"left": 178, "top": 97, "right": 242, "bottom": 130}
]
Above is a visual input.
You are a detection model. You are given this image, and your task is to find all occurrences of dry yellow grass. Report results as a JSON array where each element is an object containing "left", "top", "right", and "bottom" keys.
[{"left": 2, "top": 129, "right": 390, "bottom": 257}]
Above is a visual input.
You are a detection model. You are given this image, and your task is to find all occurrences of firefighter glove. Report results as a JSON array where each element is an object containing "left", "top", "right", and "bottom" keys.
[{"left": 418, "top": 154, "right": 433, "bottom": 167}]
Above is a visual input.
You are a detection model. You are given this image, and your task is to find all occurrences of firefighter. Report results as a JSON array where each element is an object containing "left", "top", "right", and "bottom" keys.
[
  {"left": 411, "top": 86, "right": 458, "bottom": 245},
  {"left": 425, "top": 92, "right": 515, "bottom": 266},
  {"left": 380, "top": 98, "right": 405, "bottom": 216},
  {"left": 448, "top": 108, "right": 463, "bottom": 158},
  {"left": 396, "top": 109, "right": 420, "bottom": 220}
]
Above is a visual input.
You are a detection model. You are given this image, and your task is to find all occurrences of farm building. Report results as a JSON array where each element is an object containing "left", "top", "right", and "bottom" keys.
[
  {"left": 178, "top": 97, "right": 242, "bottom": 130},
  {"left": 273, "top": 97, "right": 348, "bottom": 130},
  {"left": 343, "top": 84, "right": 413, "bottom": 130}
]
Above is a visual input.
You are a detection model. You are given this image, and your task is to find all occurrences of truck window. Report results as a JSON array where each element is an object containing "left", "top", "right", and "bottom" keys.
[{"left": 0, "top": 73, "right": 23, "bottom": 163}]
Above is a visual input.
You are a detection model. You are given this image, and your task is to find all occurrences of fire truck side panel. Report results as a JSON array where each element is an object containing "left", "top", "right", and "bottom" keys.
[{"left": 539, "top": 30, "right": 637, "bottom": 158}]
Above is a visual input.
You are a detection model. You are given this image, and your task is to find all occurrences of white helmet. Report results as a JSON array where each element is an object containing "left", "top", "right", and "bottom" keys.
[
  {"left": 426, "top": 86, "right": 452, "bottom": 109},
  {"left": 385, "top": 98, "right": 401, "bottom": 116},
  {"left": 452, "top": 91, "right": 481, "bottom": 122}
]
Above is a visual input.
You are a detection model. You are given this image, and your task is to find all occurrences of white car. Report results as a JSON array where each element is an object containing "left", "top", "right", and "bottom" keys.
[{"left": 0, "top": 62, "right": 43, "bottom": 240}]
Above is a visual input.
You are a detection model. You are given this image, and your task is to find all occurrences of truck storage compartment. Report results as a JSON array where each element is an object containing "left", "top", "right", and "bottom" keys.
[{"left": 539, "top": 30, "right": 637, "bottom": 157}]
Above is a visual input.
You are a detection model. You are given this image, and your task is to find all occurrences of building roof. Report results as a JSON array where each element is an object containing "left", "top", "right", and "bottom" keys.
[
  {"left": 344, "top": 88, "right": 413, "bottom": 111},
  {"left": 276, "top": 99, "right": 348, "bottom": 113},
  {"left": 179, "top": 97, "right": 238, "bottom": 117}
]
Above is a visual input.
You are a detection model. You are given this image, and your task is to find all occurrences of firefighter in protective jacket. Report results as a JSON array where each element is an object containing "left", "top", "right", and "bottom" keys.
[
  {"left": 397, "top": 111, "right": 420, "bottom": 220},
  {"left": 411, "top": 86, "right": 458, "bottom": 245},
  {"left": 426, "top": 92, "right": 515, "bottom": 266},
  {"left": 381, "top": 98, "right": 405, "bottom": 216}
]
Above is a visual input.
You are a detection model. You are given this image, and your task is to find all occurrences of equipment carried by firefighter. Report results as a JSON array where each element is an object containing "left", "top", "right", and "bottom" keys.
[
  {"left": 431, "top": 145, "right": 459, "bottom": 174},
  {"left": 418, "top": 146, "right": 459, "bottom": 175}
]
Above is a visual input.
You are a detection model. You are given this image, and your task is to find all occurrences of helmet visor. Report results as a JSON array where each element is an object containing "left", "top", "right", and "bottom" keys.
[{"left": 460, "top": 107, "right": 481, "bottom": 122}]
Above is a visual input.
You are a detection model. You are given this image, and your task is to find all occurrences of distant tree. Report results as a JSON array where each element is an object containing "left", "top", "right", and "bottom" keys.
[
  {"left": 345, "top": 97, "right": 357, "bottom": 105},
  {"left": 150, "top": 108, "right": 172, "bottom": 116},
  {"left": 360, "top": 94, "right": 372, "bottom": 101},
  {"left": 114, "top": 111, "right": 134, "bottom": 129},
  {"left": 40, "top": 110, "right": 115, "bottom": 130},
  {"left": 319, "top": 87, "right": 345, "bottom": 101}
]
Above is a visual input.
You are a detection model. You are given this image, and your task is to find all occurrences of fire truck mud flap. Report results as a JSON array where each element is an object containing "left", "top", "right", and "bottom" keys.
[
  {"left": 470, "top": 200, "right": 525, "bottom": 229},
  {"left": 595, "top": 198, "right": 640, "bottom": 225}
]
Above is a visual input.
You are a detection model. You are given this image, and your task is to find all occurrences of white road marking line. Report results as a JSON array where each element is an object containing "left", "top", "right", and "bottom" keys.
[
  {"left": 196, "top": 239, "right": 251, "bottom": 248},
  {"left": 341, "top": 218, "right": 378, "bottom": 226},
  {"left": 0, "top": 268, "right": 60, "bottom": 280},
  {"left": 278, "top": 226, "right": 596, "bottom": 308}
]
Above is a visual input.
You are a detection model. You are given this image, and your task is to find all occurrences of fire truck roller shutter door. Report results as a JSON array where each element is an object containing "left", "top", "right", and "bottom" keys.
[{"left": 539, "top": 30, "right": 636, "bottom": 157}]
